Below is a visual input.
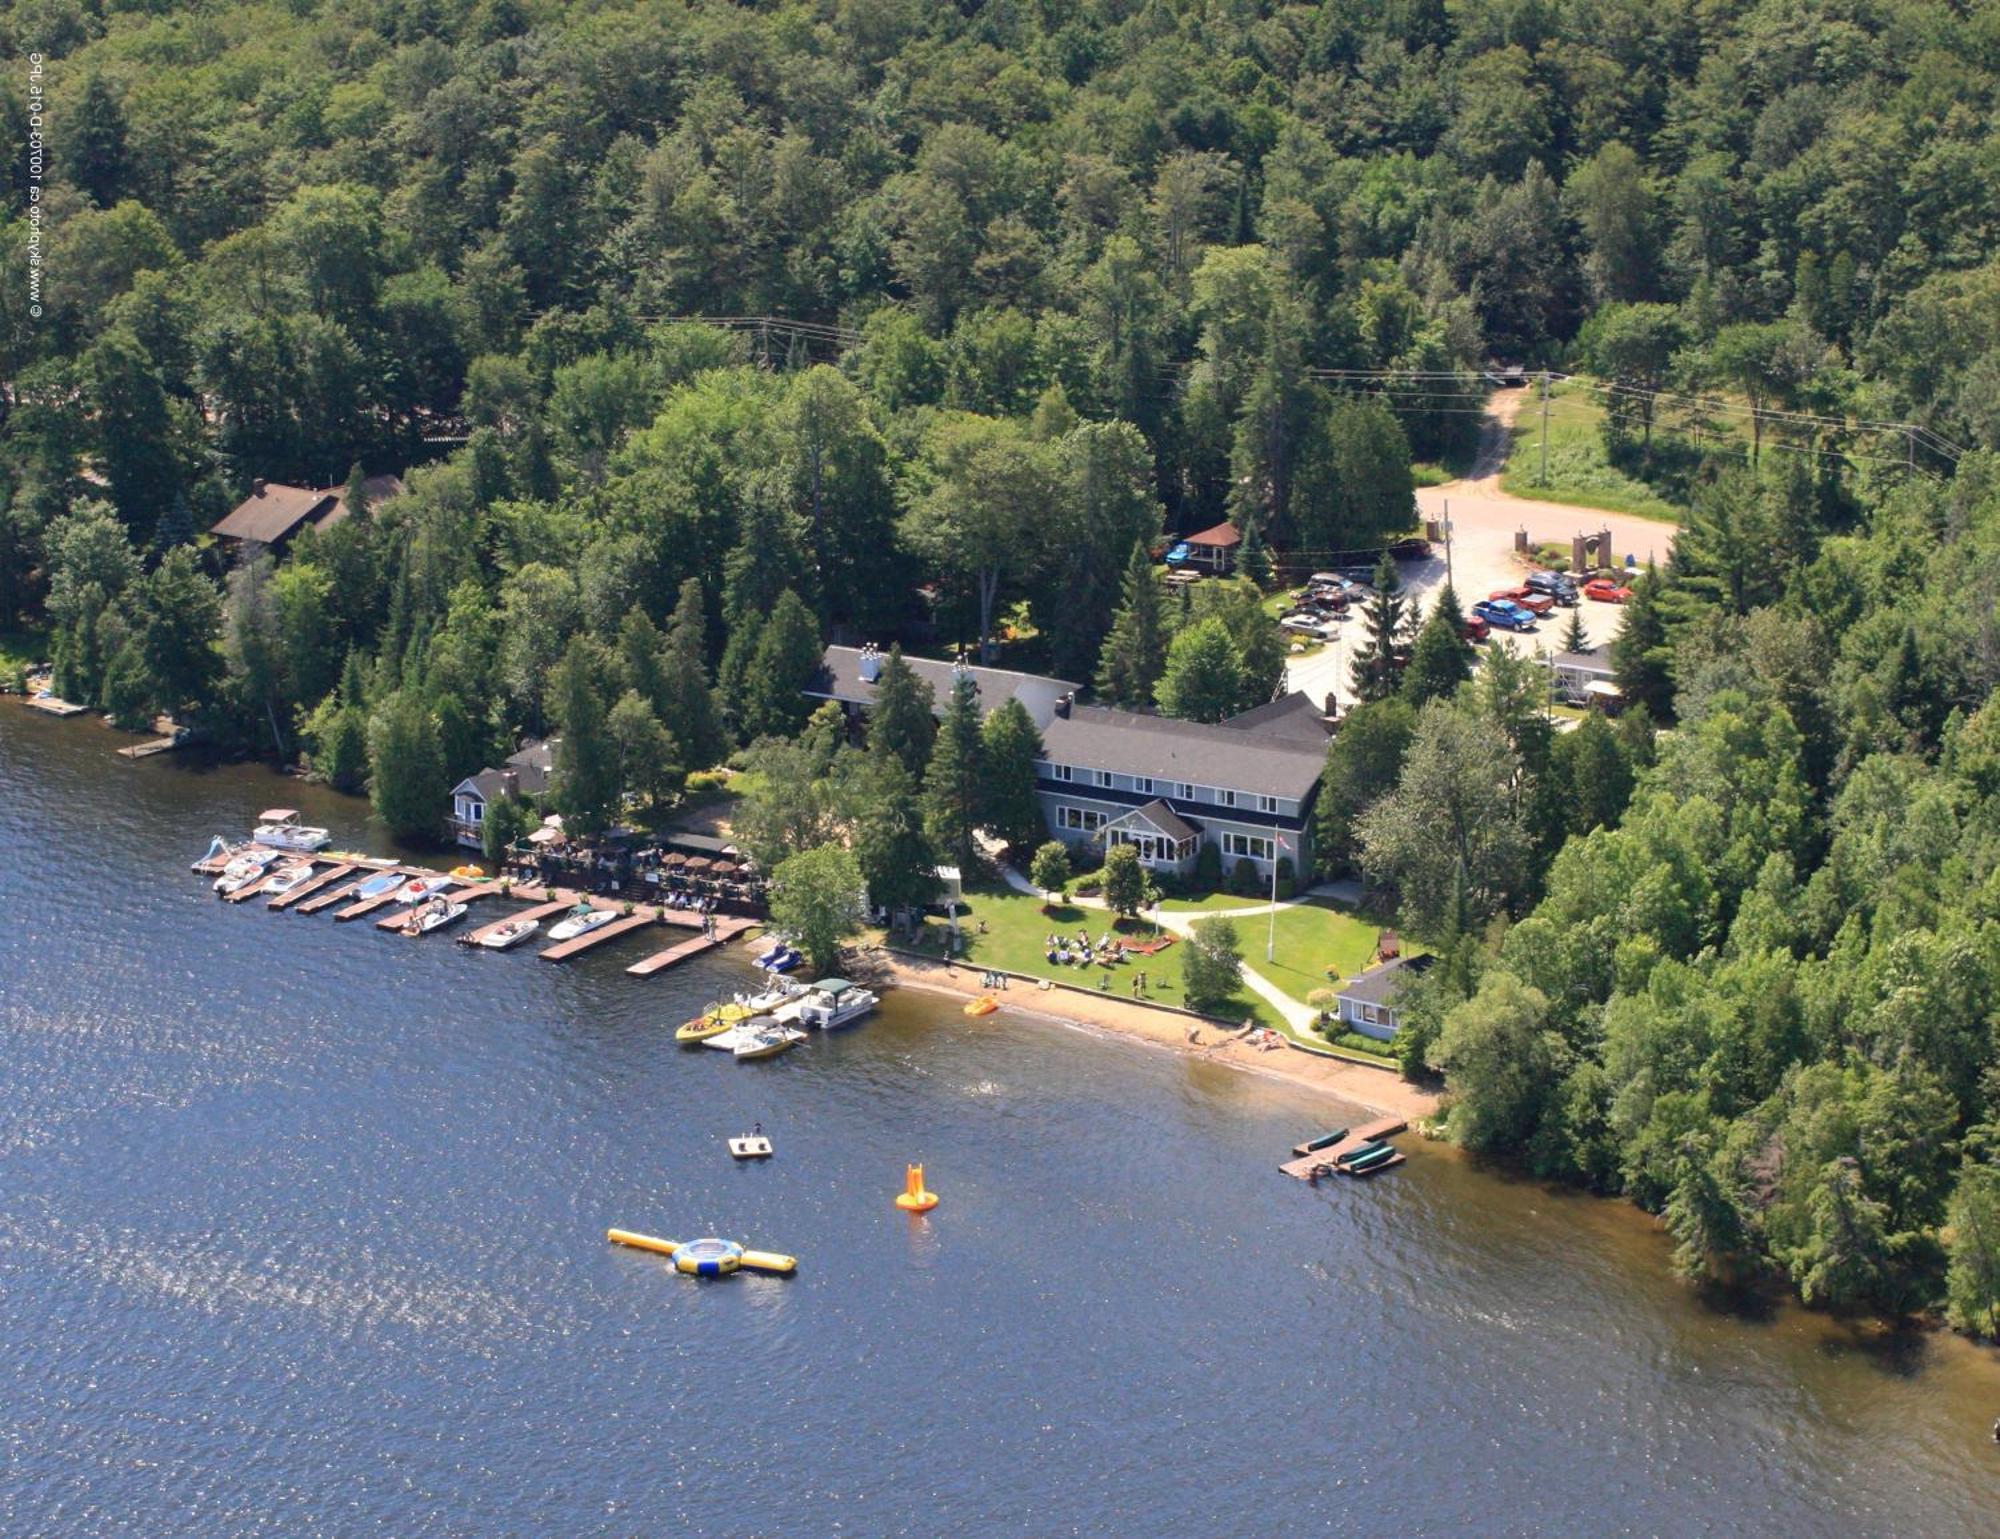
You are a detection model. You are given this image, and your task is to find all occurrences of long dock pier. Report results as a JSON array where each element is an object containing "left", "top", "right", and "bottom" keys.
[
  {"left": 459, "top": 899, "right": 571, "bottom": 946},
  {"left": 537, "top": 912, "right": 657, "bottom": 962},
  {"left": 1280, "top": 1116, "right": 1409, "bottom": 1181},
  {"left": 371, "top": 881, "right": 506, "bottom": 930}
]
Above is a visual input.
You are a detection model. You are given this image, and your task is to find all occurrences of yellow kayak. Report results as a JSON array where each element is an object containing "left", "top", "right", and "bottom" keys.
[{"left": 674, "top": 1001, "right": 753, "bottom": 1044}]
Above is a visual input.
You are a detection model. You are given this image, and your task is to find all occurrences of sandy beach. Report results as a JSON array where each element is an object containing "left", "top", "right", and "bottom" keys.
[{"left": 861, "top": 947, "right": 1441, "bottom": 1122}]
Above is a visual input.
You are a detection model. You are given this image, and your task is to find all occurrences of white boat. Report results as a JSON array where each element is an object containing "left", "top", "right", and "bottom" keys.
[
  {"left": 403, "top": 896, "right": 468, "bottom": 935},
  {"left": 260, "top": 863, "right": 317, "bottom": 897},
  {"left": 784, "top": 978, "right": 879, "bottom": 1030},
  {"left": 734, "top": 1023, "right": 807, "bottom": 1060},
  {"left": 546, "top": 902, "right": 617, "bottom": 941},
  {"left": 212, "top": 848, "right": 281, "bottom": 893},
  {"left": 251, "top": 809, "right": 332, "bottom": 853},
  {"left": 394, "top": 874, "right": 453, "bottom": 904},
  {"left": 735, "top": 979, "right": 806, "bottom": 1014},
  {"left": 352, "top": 870, "right": 405, "bottom": 899},
  {"left": 477, "top": 916, "right": 541, "bottom": 950},
  {"left": 702, "top": 1016, "right": 777, "bottom": 1052}
]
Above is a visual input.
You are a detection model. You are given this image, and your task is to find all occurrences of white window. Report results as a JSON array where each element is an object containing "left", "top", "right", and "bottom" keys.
[
  {"left": 1220, "top": 789, "right": 1237, "bottom": 808},
  {"left": 1058, "top": 806, "right": 1105, "bottom": 833},
  {"left": 1258, "top": 795, "right": 1279, "bottom": 814},
  {"left": 1136, "top": 777, "right": 1153, "bottom": 795},
  {"left": 1178, "top": 783, "right": 1195, "bottom": 799},
  {"left": 467, "top": 801, "right": 484, "bottom": 822},
  {"left": 1222, "top": 832, "right": 1275, "bottom": 863},
  {"left": 1052, "top": 763, "right": 1072, "bottom": 782},
  {"left": 1097, "top": 769, "right": 1114, "bottom": 788}
]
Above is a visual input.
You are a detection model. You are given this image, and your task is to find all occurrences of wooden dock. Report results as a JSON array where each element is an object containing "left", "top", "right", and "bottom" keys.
[
  {"left": 371, "top": 882, "right": 504, "bottom": 931},
  {"left": 1280, "top": 1116, "right": 1408, "bottom": 1181},
  {"left": 537, "top": 912, "right": 656, "bottom": 962},
  {"left": 267, "top": 863, "right": 352, "bottom": 910},
  {"left": 295, "top": 876, "right": 368, "bottom": 915},
  {"left": 335, "top": 891, "right": 401, "bottom": 923},
  {"left": 23, "top": 694, "right": 87, "bottom": 717},
  {"left": 117, "top": 735, "right": 180, "bottom": 759},
  {"left": 625, "top": 915, "right": 755, "bottom": 975},
  {"left": 459, "top": 899, "right": 571, "bottom": 946}
]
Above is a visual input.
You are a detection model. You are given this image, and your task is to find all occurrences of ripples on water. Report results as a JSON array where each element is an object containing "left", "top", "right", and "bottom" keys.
[{"left": 3, "top": 709, "right": 1999, "bottom": 1537}]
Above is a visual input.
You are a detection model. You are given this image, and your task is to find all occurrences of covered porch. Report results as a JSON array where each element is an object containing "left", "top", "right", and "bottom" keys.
[{"left": 1100, "top": 800, "right": 1201, "bottom": 872}]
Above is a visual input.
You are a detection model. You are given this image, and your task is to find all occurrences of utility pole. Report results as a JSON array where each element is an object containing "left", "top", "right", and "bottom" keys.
[
  {"left": 1539, "top": 370, "right": 1551, "bottom": 486},
  {"left": 1442, "top": 498, "right": 1454, "bottom": 591}
]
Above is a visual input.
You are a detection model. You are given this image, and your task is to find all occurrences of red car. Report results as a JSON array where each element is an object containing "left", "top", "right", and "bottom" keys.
[
  {"left": 1491, "top": 586, "right": 1554, "bottom": 615},
  {"left": 1461, "top": 614, "right": 1490, "bottom": 642},
  {"left": 1583, "top": 578, "right": 1633, "bottom": 603}
]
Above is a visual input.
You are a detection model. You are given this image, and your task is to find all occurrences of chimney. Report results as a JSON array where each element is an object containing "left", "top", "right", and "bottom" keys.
[
  {"left": 501, "top": 770, "right": 519, "bottom": 798},
  {"left": 1055, "top": 692, "right": 1073, "bottom": 719},
  {"left": 1324, "top": 691, "right": 1339, "bottom": 720},
  {"left": 251, "top": 477, "right": 267, "bottom": 496},
  {"left": 857, "top": 643, "right": 881, "bottom": 684}
]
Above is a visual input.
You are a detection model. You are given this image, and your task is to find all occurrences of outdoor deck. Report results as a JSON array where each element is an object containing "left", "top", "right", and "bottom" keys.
[{"left": 1279, "top": 1117, "right": 1409, "bottom": 1180}]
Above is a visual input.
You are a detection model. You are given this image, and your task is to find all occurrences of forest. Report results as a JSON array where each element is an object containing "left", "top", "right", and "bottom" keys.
[{"left": 4, "top": 0, "right": 2000, "bottom": 1329}]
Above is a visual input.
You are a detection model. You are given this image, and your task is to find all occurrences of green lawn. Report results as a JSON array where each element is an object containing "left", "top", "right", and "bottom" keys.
[
  {"left": 899, "top": 882, "right": 1286, "bottom": 1030},
  {"left": 1500, "top": 383, "right": 1684, "bottom": 523},
  {"left": 0, "top": 627, "right": 49, "bottom": 687},
  {"left": 1245, "top": 898, "right": 1398, "bottom": 1006},
  {"left": 1158, "top": 889, "right": 1273, "bottom": 913}
]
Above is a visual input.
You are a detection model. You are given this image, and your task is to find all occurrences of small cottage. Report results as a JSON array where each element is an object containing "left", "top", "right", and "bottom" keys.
[
  {"left": 448, "top": 739, "right": 557, "bottom": 848},
  {"left": 1334, "top": 955, "right": 1435, "bottom": 1040}
]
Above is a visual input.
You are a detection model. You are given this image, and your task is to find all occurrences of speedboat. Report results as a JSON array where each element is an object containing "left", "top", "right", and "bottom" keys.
[
  {"left": 546, "top": 902, "right": 616, "bottom": 941},
  {"left": 352, "top": 871, "right": 405, "bottom": 900},
  {"left": 251, "top": 809, "right": 333, "bottom": 853},
  {"left": 477, "top": 916, "right": 541, "bottom": 950},
  {"left": 394, "top": 874, "right": 453, "bottom": 904},
  {"left": 212, "top": 848, "right": 280, "bottom": 893},
  {"left": 736, "top": 979, "right": 805, "bottom": 1014},
  {"left": 703, "top": 1016, "right": 779, "bottom": 1053},
  {"left": 675, "top": 1001, "right": 754, "bottom": 1044},
  {"left": 261, "top": 863, "right": 317, "bottom": 897},
  {"left": 785, "top": 978, "right": 879, "bottom": 1030},
  {"left": 734, "top": 1023, "right": 807, "bottom": 1061},
  {"left": 403, "top": 895, "right": 468, "bottom": 935}
]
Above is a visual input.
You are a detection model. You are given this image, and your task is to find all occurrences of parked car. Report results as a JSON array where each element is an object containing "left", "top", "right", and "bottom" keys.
[
  {"left": 1461, "top": 614, "right": 1490, "bottom": 642},
  {"left": 1491, "top": 586, "right": 1555, "bottom": 615},
  {"left": 1583, "top": 578, "right": 1633, "bottom": 604},
  {"left": 1524, "top": 571, "right": 1579, "bottom": 604},
  {"left": 1280, "top": 616, "right": 1339, "bottom": 641},
  {"left": 1471, "top": 598, "right": 1537, "bottom": 632}
]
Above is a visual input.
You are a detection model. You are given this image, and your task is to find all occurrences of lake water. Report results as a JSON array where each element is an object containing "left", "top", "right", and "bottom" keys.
[{"left": 4, "top": 706, "right": 1999, "bottom": 1537}]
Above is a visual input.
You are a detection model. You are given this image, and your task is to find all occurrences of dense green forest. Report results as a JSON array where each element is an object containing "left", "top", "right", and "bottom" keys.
[{"left": 5, "top": 0, "right": 2000, "bottom": 1330}]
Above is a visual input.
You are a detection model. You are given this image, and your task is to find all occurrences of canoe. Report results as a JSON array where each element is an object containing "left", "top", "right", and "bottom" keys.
[
  {"left": 1293, "top": 1127, "right": 1350, "bottom": 1157},
  {"left": 1344, "top": 1147, "right": 1403, "bottom": 1176},
  {"left": 1333, "top": 1140, "right": 1390, "bottom": 1168}
]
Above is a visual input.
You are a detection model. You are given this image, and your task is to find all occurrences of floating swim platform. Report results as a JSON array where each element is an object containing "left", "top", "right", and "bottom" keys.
[
  {"left": 1279, "top": 1117, "right": 1409, "bottom": 1181},
  {"left": 729, "top": 1136, "right": 773, "bottom": 1160},
  {"left": 605, "top": 1228, "right": 795, "bottom": 1276}
]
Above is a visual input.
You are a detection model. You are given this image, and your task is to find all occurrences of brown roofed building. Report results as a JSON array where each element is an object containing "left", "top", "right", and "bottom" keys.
[{"left": 211, "top": 474, "right": 406, "bottom": 549}]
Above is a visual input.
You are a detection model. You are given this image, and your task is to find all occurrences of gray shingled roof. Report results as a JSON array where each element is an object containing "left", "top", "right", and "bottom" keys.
[
  {"left": 211, "top": 474, "right": 406, "bottom": 544},
  {"left": 1550, "top": 649, "right": 1613, "bottom": 676},
  {"left": 1042, "top": 704, "right": 1325, "bottom": 800},
  {"left": 453, "top": 739, "right": 557, "bottom": 803},
  {"left": 1337, "top": 955, "right": 1435, "bottom": 1007},
  {"left": 807, "top": 647, "right": 1080, "bottom": 729},
  {"left": 1105, "top": 798, "right": 1200, "bottom": 843},
  {"left": 1222, "top": 690, "right": 1334, "bottom": 745}
]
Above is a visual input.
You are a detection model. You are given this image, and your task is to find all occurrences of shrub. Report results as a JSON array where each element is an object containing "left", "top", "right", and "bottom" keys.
[
  {"left": 1275, "top": 855, "right": 1295, "bottom": 901},
  {"left": 1230, "top": 856, "right": 1261, "bottom": 895},
  {"left": 685, "top": 768, "right": 730, "bottom": 795},
  {"left": 1193, "top": 840, "right": 1223, "bottom": 890},
  {"left": 1306, "top": 987, "right": 1337, "bottom": 1021}
]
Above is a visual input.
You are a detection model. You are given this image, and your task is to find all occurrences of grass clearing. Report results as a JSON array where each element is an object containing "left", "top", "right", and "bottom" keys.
[
  {"left": 1247, "top": 899, "right": 1398, "bottom": 1006},
  {"left": 1501, "top": 384, "right": 1684, "bottom": 523},
  {"left": 899, "top": 881, "right": 1286, "bottom": 1030}
]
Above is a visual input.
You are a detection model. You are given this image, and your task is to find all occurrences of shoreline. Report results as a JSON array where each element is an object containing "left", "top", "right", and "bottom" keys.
[{"left": 867, "top": 949, "right": 1442, "bottom": 1122}]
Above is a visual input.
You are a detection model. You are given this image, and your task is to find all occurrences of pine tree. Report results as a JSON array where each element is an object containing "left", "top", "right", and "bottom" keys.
[
  {"left": 367, "top": 689, "right": 446, "bottom": 841},
  {"left": 743, "top": 588, "right": 822, "bottom": 740},
  {"left": 923, "top": 666, "right": 984, "bottom": 867},
  {"left": 1237, "top": 517, "right": 1274, "bottom": 589},
  {"left": 65, "top": 74, "right": 129, "bottom": 207},
  {"left": 608, "top": 689, "right": 682, "bottom": 809},
  {"left": 978, "top": 697, "right": 1046, "bottom": 852},
  {"left": 341, "top": 462, "right": 373, "bottom": 521},
  {"left": 1612, "top": 559, "right": 1673, "bottom": 720},
  {"left": 661, "top": 579, "right": 724, "bottom": 767},
  {"left": 864, "top": 645, "right": 935, "bottom": 775},
  {"left": 617, "top": 606, "right": 670, "bottom": 719},
  {"left": 1402, "top": 599, "right": 1473, "bottom": 708},
  {"left": 1348, "top": 553, "right": 1409, "bottom": 702},
  {"left": 550, "top": 636, "right": 621, "bottom": 835},
  {"left": 150, "top": 489, "right": 195, "bottom": 555},
  {"left": 1560, "top": 605, "right": 1590, "bottom": 656},
  {"left": 717, "top": 610, "right": 764, "bottom": 744},
  {"left": 1095, "top": 541, "right": 1168, "bottom": 708}
]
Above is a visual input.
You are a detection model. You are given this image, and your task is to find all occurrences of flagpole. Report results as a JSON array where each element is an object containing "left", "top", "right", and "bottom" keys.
[{"left": 1267, "top": 835, "right": 1284, "bottom": 962}]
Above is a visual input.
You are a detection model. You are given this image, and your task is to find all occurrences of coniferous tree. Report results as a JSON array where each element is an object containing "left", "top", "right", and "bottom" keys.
[
  {"left": 367, "top": 689, "right": 446, "bottom": 841},
  {"left": 1613, "top": 560, "right": 1673, "bottom": 720},
  {"left": 1313, "top": 696, "right": 1417, "bottom": 877},
  {"left": 1560, "top": 606, "right": 1590, "bottom": 655},
  {"left": 923, "top": 666, "right": 984, "bottom": 867},
  {"left": 1348, "top": 554, "right": 1410, "bottom": 702},
  {"left": 1155, "top": 616, "right": 1242, "bottom": 723},
  {"left": 1237, "top": 516, "right": 1274, "bottom": 589},
  {"left": 608, "top": 689, "right": 681, "bottom": 809},
  {"left": 65, "top": 74, "right": 129, "bottom": 207},
  {"left": 978, "top": 697, "right": 1046, "bottom": 852},
  {"left": 150, "top": 489, "right": 195, "bottom": 555},
  {"left": 851, "top": 751, "right": 937, "bottom": 920},
  {"left": 1096, "top": 541, "right": 1169, "bottom": 709},
  {"left": 617, "top": 605, "right": 670, "bottom": 719},
  {"left": 132, "top": 547, "right": 222, "bottom": 720},
  {"left": 661, "top": 579, "right": 724, "bottom": 767},
  {"left": 743, "top": 588, "right": 822, "bottom": 740},
  {"left": 342, "top": 462, "right": 373, "bottom": 521},
  {"left": 868, "top": 644, "right": 937, "bottom": 777},
  {"left": 550, "top": 636, "right": 621, "bottom": 835},
  {"left": 1401, "top": 596, "right": 1473, "bottom": 708}
]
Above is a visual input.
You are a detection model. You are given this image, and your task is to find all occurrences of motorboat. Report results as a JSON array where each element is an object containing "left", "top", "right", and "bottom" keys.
[
  {"left": 212, "top": 848, "right": 281, "bottom": 893},
  {"left": 403, "top": 895, "right": 468, "bottom": 935},
  {"left": 675, "top": 1001, "right": 754, "bottom": 1044},
  {"left": 251, "top": 809, "right": 333, "bottom": 853},
  {"left": 260, "top": 863, "right": 317, "bottom": 897},
  {"left": 703, "top": 1015, "right": 781, "bottom": 1053},
  {"left": 394, "top": 874, "right": 453, "bottom": 904},
  {"left": 352, "top": 871, "right": 405, "bottom": 900},
  {"left": 477, "top": 916, "right": 541, "bottom": 951},
  {"left": 547, "top": 902, "right": 618, "bottom": 941},
  {"left": 783, "top": 978, "right": 879, "bottom": 1030},
  {"left": 735, "top": 979, "right": 805, "bottom": 1014},
  {"left": 734, "top": 1023, "right": 807, "bottom": 1061}
]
